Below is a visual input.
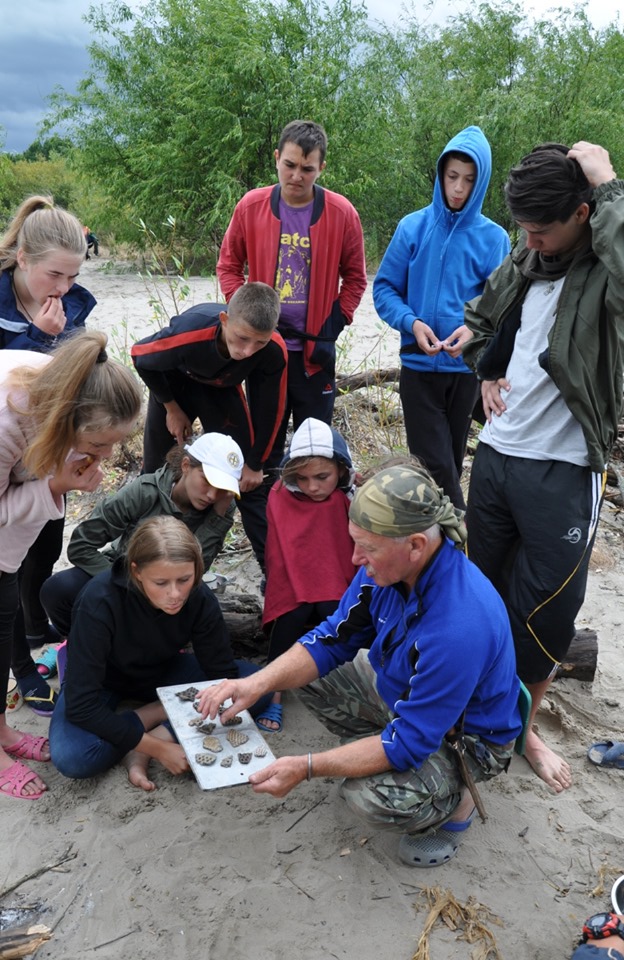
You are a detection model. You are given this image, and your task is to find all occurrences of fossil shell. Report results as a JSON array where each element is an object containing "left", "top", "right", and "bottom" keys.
[
  {"left": 198, "top": 721, "right": 216, "bottom": 735},
  {"left": 195, "top": 753, "right": 217, "bottom": 766},
  {"left": 220, "top": 756, "right": 233, "bottom": 768},
  {"left": 226, "top": 729, "right": 249, "bottom": 748},
  {"left": 253, "top": 745, "right": 268, "bottom": 758},
  {"left": 193, "top": 700, "right": 202, "bottom": 713},
  {"left": 188, "top": 717, "right": 202, "bottom": 727},
  {"left": 176, "top": 686, "right": 199, "bottom": 701},
  {"left": 221, "top": 715, "right": 243, "bottom": 726},
  {"left": 202, "top": 736, "right": 223, "bottom": 753},
  {"left": 238, "top": 752, "right": 252, "bottom": 765}
]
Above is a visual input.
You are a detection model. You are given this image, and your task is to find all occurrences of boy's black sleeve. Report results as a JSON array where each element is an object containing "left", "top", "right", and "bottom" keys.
[{"left": 131, "top": 306, "right": 222, "bottom": 403}]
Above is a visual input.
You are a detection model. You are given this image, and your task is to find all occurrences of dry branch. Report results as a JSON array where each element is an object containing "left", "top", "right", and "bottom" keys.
[
  {"left": 336, "top": 366, "right": 401, "bottom": 392},
  {"left": 0, "top": 925, "right": 51, "bottom": 959}
]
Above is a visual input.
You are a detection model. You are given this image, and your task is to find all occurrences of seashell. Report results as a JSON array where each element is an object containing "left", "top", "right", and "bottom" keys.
[
  {"left": 220, "top": 756, "right": 233, "bottom": 768},
  {"left": 237, "top": 752, "right": 252, "bottom": 765},
  {"left": 198, "top": 721, "right": 216, "bottom": 735},
  {"left": 176, "top": 686, "right": 199, "bottom": 701},
  {"left": 202, "top": 736, "right": 223, "bottom": 753},
  {"left": 188, "top": 717, "right": 202, "bottom": 727},
  {"left": 195, "top": 753, "right": 217, "bottom": 766},
  {"left": 221, "top": 715, "right": 243, "bottom": 726},
  {"left": 193, "top": 700, "right": 202, "bottom": 713},
  {"left": 253, "top": 745, "right": 268, "bottom": 758},
  {"left": 226, "top": 729, "right": 249, "bottom": 748}
]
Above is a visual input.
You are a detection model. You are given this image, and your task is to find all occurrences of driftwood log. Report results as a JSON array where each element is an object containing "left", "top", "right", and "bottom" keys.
[
  {"left": 556, "top": 628, "right": 598, "bottom": 682},
  {"left": 218, "top": 592, "right": 598, "bottom": 681},
  {"left": 218, "top": 593, "right": 265, "bottom": 656}
]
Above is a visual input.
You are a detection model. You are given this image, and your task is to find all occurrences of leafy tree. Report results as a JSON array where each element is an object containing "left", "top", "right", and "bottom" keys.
[
  {"left": 9, "top": 158, "right": 80, "bottom": 212},
  {"left": 44, "top": 0, "right": 624, "bottom": 262},
  {"left": 0, "top": 153, "right": 18, "bottom": 226},
  {"left": 47, "top": 0, "right": 375, "bottom": 262},
  {"left": 16, "top": 135, "right": 75, "bottom": 162}
]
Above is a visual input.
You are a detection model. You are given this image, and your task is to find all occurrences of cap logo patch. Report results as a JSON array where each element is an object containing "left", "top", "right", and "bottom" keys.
[{"left": 227, "top": 452, "right": 241, "bottom": 468}]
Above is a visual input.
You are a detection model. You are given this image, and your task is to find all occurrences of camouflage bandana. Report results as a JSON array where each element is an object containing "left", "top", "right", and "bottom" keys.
[{"left": 349, "top": 465, "right": 467, "bottom": 546}]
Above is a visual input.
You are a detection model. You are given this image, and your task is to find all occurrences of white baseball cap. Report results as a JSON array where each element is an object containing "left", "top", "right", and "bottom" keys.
[{"left": 185, "top": 434, "right": 244, "bottom": 497}]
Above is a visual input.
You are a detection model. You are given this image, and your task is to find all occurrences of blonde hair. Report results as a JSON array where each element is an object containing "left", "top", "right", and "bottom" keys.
[
  {"left": 128, "top": 517, "right": 204, "bottom": 593},
  {"left": 6, "top": 329, "right": 142, "bottom": 477},
  {"left": 0, "top": 195, "right": 87, "bottom": 272}
]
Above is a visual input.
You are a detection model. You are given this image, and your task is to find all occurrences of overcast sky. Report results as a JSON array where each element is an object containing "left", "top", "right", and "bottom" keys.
[{"left": 0, "top": 0, "right": 620, "bottom": 154}]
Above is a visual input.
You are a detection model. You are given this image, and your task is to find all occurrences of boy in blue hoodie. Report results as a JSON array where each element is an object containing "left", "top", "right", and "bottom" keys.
[{"left": 373, "top": 126, "right": 510, "bottom": 508}]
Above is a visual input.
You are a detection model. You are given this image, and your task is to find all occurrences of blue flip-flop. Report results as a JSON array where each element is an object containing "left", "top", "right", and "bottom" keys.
[
  {"left": 587, "top": 741, "right": 624, "bottom": 769},
  {"left": 255, "top": 702, "right": 283, "bottom": 733}
]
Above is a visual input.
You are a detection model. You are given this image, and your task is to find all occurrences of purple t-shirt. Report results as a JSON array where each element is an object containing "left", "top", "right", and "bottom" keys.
[{"left": 275, "top": 199, "right": 312, "bottom": 351}]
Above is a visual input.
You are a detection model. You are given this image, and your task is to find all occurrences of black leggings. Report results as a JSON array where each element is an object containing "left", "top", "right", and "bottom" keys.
[
  {"left": 20, "top": 517, "right": 65, "bottom": 636},
  {"left": 0, "top": 572, "right": 19, "bottom": 715},
  {"left": 267, "top": 600, "right": 339, "bottom": 663}
]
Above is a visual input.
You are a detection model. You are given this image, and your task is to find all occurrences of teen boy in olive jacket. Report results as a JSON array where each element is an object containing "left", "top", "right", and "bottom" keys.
[{"left": 463, "top": 141, "right": 624, "bottom": 795}]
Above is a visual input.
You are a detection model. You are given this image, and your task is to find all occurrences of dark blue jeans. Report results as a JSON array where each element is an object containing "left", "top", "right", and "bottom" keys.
[{"left": 50, "top": 655, "right": 271, "bottom": 779}]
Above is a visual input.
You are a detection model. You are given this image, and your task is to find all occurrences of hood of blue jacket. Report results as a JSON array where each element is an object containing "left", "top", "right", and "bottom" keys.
[{"left": 432, "top": 125, "right": 492, "bottom": 226}]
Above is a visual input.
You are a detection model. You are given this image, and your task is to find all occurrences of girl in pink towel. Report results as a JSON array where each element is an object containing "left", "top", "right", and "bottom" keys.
[{"left": 258, "top": 417, "right": 357, "bottom": 732}]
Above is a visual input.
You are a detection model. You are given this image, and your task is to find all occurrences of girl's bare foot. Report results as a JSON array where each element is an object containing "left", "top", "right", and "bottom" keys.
[{"left": 123, "top": 748, "right": 156, "bottom": 791}]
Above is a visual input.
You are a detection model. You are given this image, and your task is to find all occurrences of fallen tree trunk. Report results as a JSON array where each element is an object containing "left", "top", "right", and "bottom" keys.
[
  {"left": 336, "top": 367, "right": 401, "bottom": 393},
  {"left": 218, "top": 593, "right": 265, "bottom": 655},
  {"left": 219, "top": 592, "right": 598, "bottom": 681},
  {"left": 556, "top": 628, "right": 598, "bottom": 682}
]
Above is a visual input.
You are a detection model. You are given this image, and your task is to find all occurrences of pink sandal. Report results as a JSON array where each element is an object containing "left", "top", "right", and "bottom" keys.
[
  {"left": 0, "top": 760, "right": 47, "bottom": 800},
  {"left": 4, "top": 733, "right": 50, "bottom": 762}
]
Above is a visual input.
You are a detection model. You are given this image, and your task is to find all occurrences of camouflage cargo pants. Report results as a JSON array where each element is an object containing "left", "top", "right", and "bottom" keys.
[{"left": 298, "top": 649, "right": 514, "bottom": 834}]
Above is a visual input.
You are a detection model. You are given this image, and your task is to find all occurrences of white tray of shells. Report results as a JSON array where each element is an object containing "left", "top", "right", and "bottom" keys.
[{"left": 157, "top": 680, "right": 276, "bottom": 790}]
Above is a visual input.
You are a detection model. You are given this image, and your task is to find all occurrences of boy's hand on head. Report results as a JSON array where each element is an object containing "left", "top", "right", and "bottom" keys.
[
  {"left": 239, "top": 464, "right": 263, "bottom": 493},
  {"left": 412, "top": 319, "right": 442, "bottom": 355},
  {"left": 440, "top": 324, "right": 473, "bottom": 358},
  {"left": 568, "top": 142, "right": 616, "bottom": 187}
]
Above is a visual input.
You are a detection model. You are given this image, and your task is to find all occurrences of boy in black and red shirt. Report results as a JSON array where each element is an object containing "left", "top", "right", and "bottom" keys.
[{"left": 132, "top": 282, "right": 287, "bottom": 567}]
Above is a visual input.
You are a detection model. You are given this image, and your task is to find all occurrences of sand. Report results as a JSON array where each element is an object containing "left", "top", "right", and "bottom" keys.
[{"left": 1, "top": 256, "right": 623, "bottom": 960}]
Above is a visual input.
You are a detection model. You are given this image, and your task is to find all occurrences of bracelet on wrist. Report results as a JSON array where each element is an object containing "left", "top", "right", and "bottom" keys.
[{"left": 306, "top": 752, "right": 313, "bottom": 781}]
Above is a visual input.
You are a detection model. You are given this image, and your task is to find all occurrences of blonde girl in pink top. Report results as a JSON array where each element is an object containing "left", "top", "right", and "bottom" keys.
[{"left": 0, "top": 330, "right": 142, "bottom": 800}]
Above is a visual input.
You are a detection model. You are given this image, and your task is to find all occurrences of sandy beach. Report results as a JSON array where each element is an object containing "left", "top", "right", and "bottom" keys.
[{"left": 2, "top": 256, "right": 623, "bottom": 960}]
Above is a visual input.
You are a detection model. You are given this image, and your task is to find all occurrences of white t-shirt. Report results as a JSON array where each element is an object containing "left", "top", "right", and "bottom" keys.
[{"left": 480, "top": 277, "right": 589, "bottom": 466}]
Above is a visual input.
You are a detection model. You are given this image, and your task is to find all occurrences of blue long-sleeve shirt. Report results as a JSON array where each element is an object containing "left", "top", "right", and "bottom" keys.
[{"left": 299, "top": 538, "right": 522, "bottom": 771}]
